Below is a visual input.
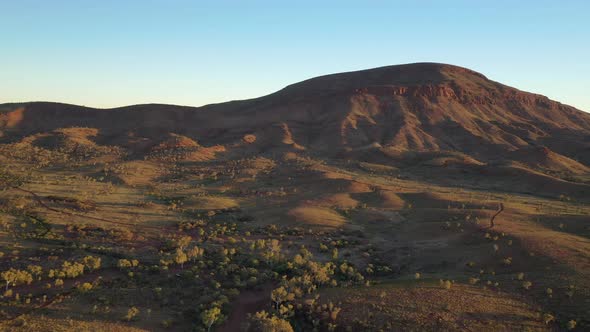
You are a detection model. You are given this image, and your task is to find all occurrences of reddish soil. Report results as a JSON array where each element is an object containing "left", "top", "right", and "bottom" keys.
[{"left": 217, "top": 283, "right": 274, "bottom": 332}]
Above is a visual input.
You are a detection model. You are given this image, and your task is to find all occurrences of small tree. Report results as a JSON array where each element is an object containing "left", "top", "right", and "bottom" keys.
[
  {"left": 248, "top": 311, "right": 293, "bottom": 332},
  {"left": 522, "top": 281, "right": 532, "bottom": 290},
  {"left": 175, "top": 235, "right": 192, "bottom": 250},
  {"left": 271, "top": 286, "right": 294, "bottom": 311},
  {"left": 201, "top": 307, "right": 221, "bottom": 332},
  {"left": 327, "top": 301, "right": 341, "bottom": 321},
  {"left": 567, "top": 320, "right": 576, "bottom": 330},
  {"left": 174, "top": 248, "right": 188, "bottom": 269},
  {"left": 262, "top": 239, "right": 281, "bottom": 266},
  {"left": 1, "top": 269, "right": 33, "bottom": 290},
  {"left": 124, "top": 306, "right": 140, "bottom": 321},
  {"left": 118, "top": 259, "right": 132, "bottom": 269},
  {"left": 546, "top": 288, "right": 553, "bottom": 298},
  {"left": 187, "top": 246, "right": 204, "bottom": 262},
  {"left": 1, "top": 269, "right": 18, "bottom": 291},
  {"left": 542, "top": 313, "right": 554, "bottom": 325},
  {"left": 439, "top": 279, "right": 452, "bottom": 290},
  {"left": 82, "top": 256, "right": 102, "bottom": 271},
  {"left": 26, "top": 265, "right": 43, "bottom": 278},
  {"left": 77, "top": 282, "right": 93, "bottom": 292},
  {"left": 331, "top": 248, "right": 338, "bottom": 260}
]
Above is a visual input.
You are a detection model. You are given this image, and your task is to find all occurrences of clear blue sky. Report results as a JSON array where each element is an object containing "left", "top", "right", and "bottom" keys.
[{"left": 1, "top": 0, "right": 588, "bottom": 111}]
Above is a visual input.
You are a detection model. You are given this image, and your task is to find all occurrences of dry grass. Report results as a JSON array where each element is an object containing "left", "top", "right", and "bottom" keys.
[
  {"left": 0, "top": 316, "right": 149, "bottom": 332},
  {"left": 378, "top": 190, "right": 406, "bottom": 209},
  {"left": 185, "top": 196, "right": 239, "bottom": 210},
  {"left": 312, "top": 193, "right": 359, "bottom": 209},
  {"left": 112, "top": 161, "right": 162, "bottom": 186},
  {"left": 321, "top": 282, "right": 547, "bottom": 331},
  {"left": 288, "top": 206, "right": 346, "bottom": 228},
  {"left": 358, "top": 161, "right": 398, "bottom": 173}
]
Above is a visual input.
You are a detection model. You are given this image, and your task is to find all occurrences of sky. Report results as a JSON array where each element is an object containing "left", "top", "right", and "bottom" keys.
[{"left": 1, "top": 0, "right": 589, "bottom": 112}]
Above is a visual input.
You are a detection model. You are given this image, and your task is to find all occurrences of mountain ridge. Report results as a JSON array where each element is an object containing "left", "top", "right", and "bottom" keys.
[
  {"left": 1, "top": 63, "right": 585, "bottom": 111},
  {"left": 1, "top": 63, "right": 590, "bottom": 168}
]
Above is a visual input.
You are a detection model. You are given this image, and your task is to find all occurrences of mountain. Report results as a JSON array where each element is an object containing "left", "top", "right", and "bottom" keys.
[{"left": 2, "top": 63, "right": 590, "bottom": 167}]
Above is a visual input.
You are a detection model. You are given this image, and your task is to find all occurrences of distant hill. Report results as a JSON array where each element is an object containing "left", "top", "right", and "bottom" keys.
[{"left": 2, "top": 63, "right": 590, "bottom": 168}]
